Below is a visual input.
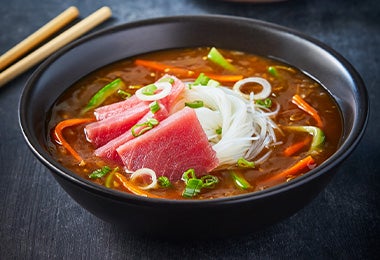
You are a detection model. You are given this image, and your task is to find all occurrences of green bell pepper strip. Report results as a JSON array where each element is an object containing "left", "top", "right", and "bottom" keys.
[
  {"left": 207, "top": 47, "right": 237, "bottom": 71},
  {"left": 83, "top": 78, "right": 125, "bottom": 113}
]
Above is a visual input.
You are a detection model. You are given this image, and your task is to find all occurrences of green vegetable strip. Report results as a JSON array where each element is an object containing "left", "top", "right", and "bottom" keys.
[
  {"left": 284, "top": 126, "right": 325, "bottom": 152},
  {"left": 256, "top": 98, "right": 272, "bottom": 108},
  {"left": 207, "top": 47, "right": 236, "bottom": 71},
  {"left": 83, "top": 78, "right": 125, "bottom": 113},
  {"left": 89, "top": 166, "right": 111, "bottom": 179},
  {"left": 237, "top": 157, "right": 255, "bottom": 168},
  {"left": 105, "top": 167, "right": 119, "bottom": 188},
  {"left": 185, "top": 100, "right": 204, "bottom": 108},
  {"left": 117, "top": 89, "right": 131, "bottom": 99},
  {"left": 230, "top": 171, "right": 251, "bottom": 190},
  {"left": 268, "top": 66, "right": 279, "bottom": 77}
]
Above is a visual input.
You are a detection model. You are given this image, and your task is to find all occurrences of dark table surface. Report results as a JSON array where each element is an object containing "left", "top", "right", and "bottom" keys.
[{"left": 1, "top": 0, "right": 379, "bottom": 258}]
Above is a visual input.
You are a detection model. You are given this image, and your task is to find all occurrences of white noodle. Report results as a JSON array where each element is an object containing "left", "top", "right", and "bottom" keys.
[{"left": 182, "top": 78, "right": 279, "bottom": 166}]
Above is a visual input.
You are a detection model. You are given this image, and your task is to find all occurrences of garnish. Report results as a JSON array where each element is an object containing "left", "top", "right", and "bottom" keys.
[
  {"left": 185, "top": 100, "right": 204, "bottom": 108},
  {"left": 181, "top": 169, "right": 218, "bottom": 198},
  {"left": 89, "top": 166, "right": 111, "bottom": 179},
  {"left": 142, "top": 84, "right": 157, "bottom": 95},
  {"left": 82, "top": 78, "right": 125, "bottom": 113},
  {"left": 131, "top": 118, "right": 159, "bottom": 137},
  {"left": 158, "top": 176, "right": 171, "bottom": 188},
  {"left": 135, "top": 81, "right": 172, "bottom": 101},
  {"left": 230, "top": 171, "right": 252, "bottom": 190},
  {"left": 292, "top": 94, "right": 323, "bottom": 128},
  {"left": 207, "top": 47, "right": 236, "bottom": 71},
  {"left": 255, "top": 98, "right": 272, "bottom": 108},
  {"left": 117, "top": 89, "right": 131, "bottom": 99},
  {"left": 149, "top": 101, "right": 160, "bottom": 113},
  {"left": 237, "top": 157, "right": 255, "bottom": 168},
  {"left": 283, "top": 126, "right": 325, "bottom": 153}
]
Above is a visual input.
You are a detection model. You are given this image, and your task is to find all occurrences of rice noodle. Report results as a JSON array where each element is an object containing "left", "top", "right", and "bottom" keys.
[{"left": 182, "top": 78, "right": 280, "bottom": 166}]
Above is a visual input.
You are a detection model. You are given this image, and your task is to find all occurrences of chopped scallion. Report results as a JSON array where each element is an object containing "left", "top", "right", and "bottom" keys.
[
  {"left": 117, "top": 89, "right": 131, "bottom": 99},
  {"left": 131, "top": 118, "right": 159, "bottom": 137},
  {"left": 256, "top": 98, "right": 272, "bottom": 108},
  {"left": 142, "top": 84, "right": 157, "bottom": 95},
  {"left": 268, "top": 66, "right": 279, "bottom": 77},
  {"left": 158, "top": 176, "right": 171, "bottom": 187},
  {"left": 181, "top": 169, "right": 218, "bottom": 198},
  {"left": 149, "top": 101, "right": 160, "bottom": 113},
  {"left": 230, "top": 171, "right": 251, "bottom": 190},
  {"left": 185, "top": 100, "right": 204, "bottom": 108},
  {"left": 237, "top": 157, "right": 255, "bottom": 168},
  {"left": 158, "top": 77, "right": 174, "bottom": 84},
  {"left": 215, "top": 127, "right": 222, "bottom": 135}
]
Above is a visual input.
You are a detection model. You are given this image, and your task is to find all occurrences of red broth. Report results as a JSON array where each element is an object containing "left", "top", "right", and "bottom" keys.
[{"left": 47, "top": 47, "right": 343, "bottom": 200}]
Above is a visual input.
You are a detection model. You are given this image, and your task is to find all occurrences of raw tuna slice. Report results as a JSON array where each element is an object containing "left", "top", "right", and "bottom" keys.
[
  {"left": 116, "top": 107, "right": 219, "bottom": 181},
  {"left": 85, "top": 103, "right": 150, "bottom": 147},
  {"left": 94, "top": 95, "right": 143, "bottom": 120},
  {"left": 95, "top": 103, "right": 169, "bottom": 163}
]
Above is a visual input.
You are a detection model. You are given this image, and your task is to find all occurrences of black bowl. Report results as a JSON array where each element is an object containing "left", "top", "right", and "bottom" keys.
[{"left": 19, "top": 15, "right": 368, "bottom": 238}]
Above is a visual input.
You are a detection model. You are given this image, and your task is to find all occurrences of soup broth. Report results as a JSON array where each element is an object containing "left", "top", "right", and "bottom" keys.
[{"left": 47, "top": 47, "right": 343, "bottom": 200}]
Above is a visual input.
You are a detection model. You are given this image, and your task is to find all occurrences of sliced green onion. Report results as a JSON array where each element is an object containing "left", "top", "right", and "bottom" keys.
[
  {"left": 158, "top": 77, "right": 174, "bottom": 84},
  {"left": 83, "top": 78, "right": 125, "bottom": 113},
  {"left": 207, "top": 79, "right": 220, "bottom": 87},
  {"left": 89, "top": 166, "right": 111, "bottom": 179},
  {"left": 215, "top": 127, "right": 222, "bottom": 135},
  {"left": 117, "top": 89, "right": 131, "bottom": 99},
  {"left": 237, "top": 157, "right": 255, "bottom": 168},
  {"left": 149, "top": 101, "right": 160, "bottom": 113},
  {"left": 256, "top": 98, "right": 272, "bottom": 108},
  {"left": 142, "top": 84, "right": 157, "bottom": 95},
  {"left": 268, "top": 66, "right": 279, "bottom": 77},
  {"left": 181, "top": 169, "right": 218, "bottom": 198},
  {"left": 194, "top": 73, "right": 210, "bottom": 85},
  {"left": 158, "top": 176, "right": 171, "bottom": 187},
  {"left": 284, "top": 126, "right": 325, "bottom": 153},
  {"left": 185, "top": 100, "right": 204, "bottom": 108},
  {"left": 131, "top": 118, "right": 159, "bottom": 137},
  {"left": 207, "top": 47, "right": 236, "bottom": 71},
  {"left": 230, "top": 171, "right": 251, "bottom": 190}
]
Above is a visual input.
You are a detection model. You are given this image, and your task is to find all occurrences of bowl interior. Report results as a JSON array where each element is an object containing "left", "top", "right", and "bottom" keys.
[{"left": 19, "top": 15, "right": 368, "bottom": 201}]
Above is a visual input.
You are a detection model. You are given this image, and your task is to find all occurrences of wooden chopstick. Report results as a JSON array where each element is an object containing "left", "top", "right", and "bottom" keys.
[
  {"left": 0, "top": 6, "right": 79, "bottom": 71},
  {"left": 0, "top": 6, "right": 112, "bottom": 88}
]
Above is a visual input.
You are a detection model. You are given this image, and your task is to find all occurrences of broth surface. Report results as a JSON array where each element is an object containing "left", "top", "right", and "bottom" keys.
[{"left": 47, "top": 47, "right": 343, "bottom": 199}]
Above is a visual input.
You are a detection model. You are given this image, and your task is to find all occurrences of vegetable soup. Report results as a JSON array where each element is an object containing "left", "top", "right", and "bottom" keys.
[{"left": 47, "top": 47, "right": 343, "bottom": 200}]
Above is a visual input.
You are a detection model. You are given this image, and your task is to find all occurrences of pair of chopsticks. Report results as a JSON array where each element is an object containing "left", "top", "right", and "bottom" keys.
[{"left": 0, "top": 6, "right": 112, "bottom": 88}]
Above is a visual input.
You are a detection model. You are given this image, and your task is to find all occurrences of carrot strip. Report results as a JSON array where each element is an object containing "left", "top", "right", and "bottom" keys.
[
  {"left": 283, "top": 137, "right": 311, "bottom": 157},
  {"left": 135, "top": 59, "right": 243, "bottom": 82},
  {"left": 114, "top": 172, "right": 161, "bottom": 198},
  {"left": 292, "top": 94, "right": 323, "bottom": 128},
  {"left": 262, "top": 155, "right": 316, "bottom": 184},
  {"left": 53, "top": 118, "right": 95, "bottom": 163}
]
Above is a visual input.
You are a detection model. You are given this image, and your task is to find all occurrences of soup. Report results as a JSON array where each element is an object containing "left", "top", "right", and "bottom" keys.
[{"left": 47, "top": 47, "right": 342, "bottom": 200}]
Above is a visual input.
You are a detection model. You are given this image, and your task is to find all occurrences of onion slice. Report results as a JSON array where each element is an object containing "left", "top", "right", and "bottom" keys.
[
  {"left": 130, "top": 168, "right": 157, "bottom": 190},
  {"left": 135, "top": 82, "right": 172, "bottom": 101},
  {"left": 233, "top": 77, "right": 271, "bottom": 100}
]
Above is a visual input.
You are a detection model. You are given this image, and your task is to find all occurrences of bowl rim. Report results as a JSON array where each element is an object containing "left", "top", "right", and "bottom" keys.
[{"left": 19, "top": 14, "right": 369, "bottom": 206}]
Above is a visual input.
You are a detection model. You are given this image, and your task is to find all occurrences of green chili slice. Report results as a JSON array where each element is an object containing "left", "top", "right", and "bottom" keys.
[
  {"left": 207, "top": 47, "right": 236, "bottom": 71},
  {"left": 83, "top": 78, "right": 125, "bottom": 113}
]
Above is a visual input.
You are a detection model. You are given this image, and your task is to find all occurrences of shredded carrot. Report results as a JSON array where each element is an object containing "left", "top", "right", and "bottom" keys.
[
  {"left": 114, "top": 172, "right": 161, "bottom": 198},
  {"left": 135, "top": 59, "right": 243, "bottom": 82},
  {"left": 292, "top": 94, "right": 323, "bottom": 128},
  {"left": 53, "top": 118, "right": 95, "bottom": 163},
  {"left": 262, "top": 155, "right": 316, "bottom": 185},
  {"left": 283, "top": 137, "right": 311, "bottom": 157}
]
